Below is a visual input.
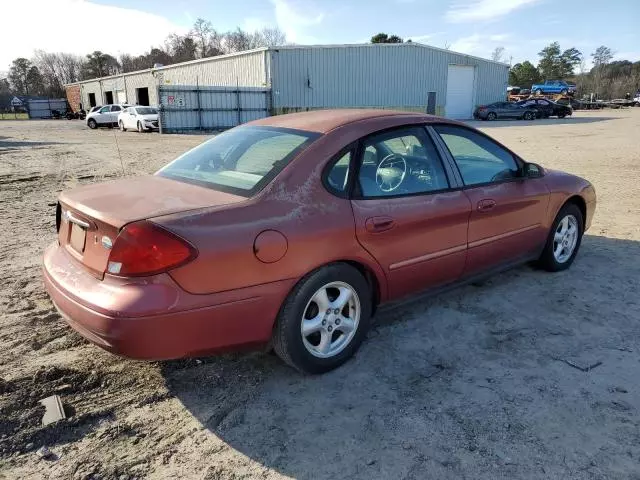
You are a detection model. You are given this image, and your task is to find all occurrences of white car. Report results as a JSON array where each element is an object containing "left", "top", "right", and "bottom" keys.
[
  {"left": 118, "top": 106, "right": 159, "bottom": 133},
  {"left": 86, "top": 104, "right": 131, "bottom": 129}
]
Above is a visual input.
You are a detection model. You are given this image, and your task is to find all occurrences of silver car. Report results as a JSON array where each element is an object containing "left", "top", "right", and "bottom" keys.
[{"left": 473, "top": 102, "right": 537, "bottom": 121}]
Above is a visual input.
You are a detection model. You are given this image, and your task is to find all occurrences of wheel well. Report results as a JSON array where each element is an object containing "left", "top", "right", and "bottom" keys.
[
  {"left": 341, "top": 260, "right": 382, "bottom": 314},
  {"left": 565, "top": 195, "right": 586, "bottom": 222}
]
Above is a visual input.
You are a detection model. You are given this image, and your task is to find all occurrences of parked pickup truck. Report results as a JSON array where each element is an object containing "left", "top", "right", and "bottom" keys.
[{"left": 531, "top": 80, "right": 576, "bottom": 95}]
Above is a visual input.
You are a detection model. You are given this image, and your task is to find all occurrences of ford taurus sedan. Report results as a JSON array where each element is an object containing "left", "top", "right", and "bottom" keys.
[{"left": 44, "top": 110, "right": 596, "bottom": 373}]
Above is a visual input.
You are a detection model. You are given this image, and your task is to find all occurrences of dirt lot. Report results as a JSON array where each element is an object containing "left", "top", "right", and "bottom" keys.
[{"left": 1, "top": 110, "right": 639, "bottom": 480}]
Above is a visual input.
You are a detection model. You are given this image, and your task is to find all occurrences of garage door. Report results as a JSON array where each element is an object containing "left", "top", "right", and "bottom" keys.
[{"left": 446, "top": 65, "right": 475, "bottom": 119}]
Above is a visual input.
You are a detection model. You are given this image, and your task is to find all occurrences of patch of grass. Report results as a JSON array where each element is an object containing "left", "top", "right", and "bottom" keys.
[{"left": 0, "top": 113, "right": 29, "bottom": 120}]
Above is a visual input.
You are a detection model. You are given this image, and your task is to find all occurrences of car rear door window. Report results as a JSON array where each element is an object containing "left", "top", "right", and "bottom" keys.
[
  {"left": 434, "top": 125, "right": 519, "bottom": 186},
  {"left": 111, "top": 105, "right": 122, "bottom": 112},
  {"left": 325, "top": 151, "right": 353, "bottom": 194},
  {"left": 357, "top": 127, "right": 449, "bottom": 198}
]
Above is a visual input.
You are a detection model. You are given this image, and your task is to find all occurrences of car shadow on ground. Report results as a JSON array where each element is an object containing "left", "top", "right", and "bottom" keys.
[
  {"left": 161, "top": 234, "right": 640, "bottom": 479},
  {"left": 467, "top": 116, "right": 617, "bottom": 128}
]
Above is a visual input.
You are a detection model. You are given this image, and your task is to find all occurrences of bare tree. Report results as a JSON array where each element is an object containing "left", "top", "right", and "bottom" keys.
[
  {"left": 255, "top": 27, "right": 287, "bottom": 47},
  {"left": 591, "top": 45, "right": 614, "bottom": 97},
  {"left": 208, "top": 30, "right": 224, "bottom": 56},
  {"left": 491, "top": 46, "right": 505, "bottom": 62},
  {"left": 165, "top": 34, "right": 198, "bottom": 63},
  {"left": 223, "top": 28, "right": 255, "bottom": 53},
  {"left": 576, "top": 56, "right": 588, "bottom": 94},
  {"left": 191, "top": 18, "right": 214, "bottom": 58},
  {"left": 33, "top": 50, "right": 84, "bottom": 96}
]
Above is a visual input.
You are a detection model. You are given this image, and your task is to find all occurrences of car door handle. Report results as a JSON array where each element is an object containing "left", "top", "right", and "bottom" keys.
[
  {"left": 365, "top": 216, "right": 395, "bottom": 233},
  {"left": 477, "top": 199, "right": 496, "bottom": 212}
]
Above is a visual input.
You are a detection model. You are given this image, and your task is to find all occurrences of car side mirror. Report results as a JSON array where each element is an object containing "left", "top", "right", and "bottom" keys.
[{"left": 523, "top": 162, "right": 544, "bottom": 178}]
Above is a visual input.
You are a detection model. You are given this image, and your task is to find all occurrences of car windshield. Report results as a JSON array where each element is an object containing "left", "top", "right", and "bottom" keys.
[
  {"left": 136, "top": 107, "right": 157, "bottom": 115},
  {"left": 157, "top": 126, "right": 319, "bottom": 196}
]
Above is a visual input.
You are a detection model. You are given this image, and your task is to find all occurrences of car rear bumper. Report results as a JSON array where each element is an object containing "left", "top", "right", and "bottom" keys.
[{"left": 43, "top": 242, "right": 295, "bottom": 360}]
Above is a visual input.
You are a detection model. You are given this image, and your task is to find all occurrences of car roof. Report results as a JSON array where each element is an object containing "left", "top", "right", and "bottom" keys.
[{"left": 247, "top": 109, "right": 447, "bottom": 133}]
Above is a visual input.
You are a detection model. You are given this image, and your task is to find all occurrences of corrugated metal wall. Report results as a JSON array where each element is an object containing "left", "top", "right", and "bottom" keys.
[
  {"left": 269, "top": 44, "right": 508, "bottom": 116},
  {"left": 67, "top": 45, "right": 506, "bottom": 122},
  {"left": 69, "top": 50, "right": 267, "bottom": 110},
  {"left": 158, "top": 85, "right": 270, "bottom": 132},
  {"left": 27, "top": 99, "right": 67, "bottom": 118},
  {"left": 156, "top": 50, "right": 267, "bottom": 88}
]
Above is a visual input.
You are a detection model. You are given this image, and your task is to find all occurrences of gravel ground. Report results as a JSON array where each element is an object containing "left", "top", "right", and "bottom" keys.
[{"left": 1, "top": 110, "right": 639, "bottom": 480}]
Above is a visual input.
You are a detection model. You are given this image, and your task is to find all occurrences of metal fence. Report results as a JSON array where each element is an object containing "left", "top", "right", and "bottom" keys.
[
  {"left": 158, "top": 85, "right": 271, "bottom": 133},
  {"left": 27, "top": 99, "right": 68, "bottom": 119}
]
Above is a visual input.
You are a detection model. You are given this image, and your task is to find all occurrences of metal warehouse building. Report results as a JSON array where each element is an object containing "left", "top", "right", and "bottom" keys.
[{"left": 66, "top": 43, "right": 508, "bottom": 130}]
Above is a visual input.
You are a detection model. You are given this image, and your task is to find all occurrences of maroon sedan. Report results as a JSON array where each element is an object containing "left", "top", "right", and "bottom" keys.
[{"left": 44, "top": 110, "right": 596, "bottom": 373}]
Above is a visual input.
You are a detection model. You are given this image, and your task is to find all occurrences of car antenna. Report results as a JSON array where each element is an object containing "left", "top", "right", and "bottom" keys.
[{"left": 112, "top": 126, "right": 126, "bottom": 175}]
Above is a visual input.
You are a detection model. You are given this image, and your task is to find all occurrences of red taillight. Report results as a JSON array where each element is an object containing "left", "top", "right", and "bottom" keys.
[
  {"left": 478, "top": 107, "right": 487, "bottom": 111},
  {"left": 107, "top": 221, "right": 197, "bottom": 277}
]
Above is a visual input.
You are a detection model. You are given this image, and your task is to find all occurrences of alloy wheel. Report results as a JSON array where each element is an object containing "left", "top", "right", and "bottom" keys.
[
  {"left": 553, "top": 214, "right": 578, "bottom": 263},
  {"left": 300, "top": 281, "right": 361, "bottom": 358}
]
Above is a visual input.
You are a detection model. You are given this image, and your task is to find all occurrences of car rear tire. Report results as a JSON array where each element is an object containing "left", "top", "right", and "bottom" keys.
[
  {"left": 537, "top": 203, "right": 584, "bottom": 272},
  {"left": 487, "top": 112, "right": 497, "bottom": 121},
  {"left": 558, "top": 112, "right": 567, "bottom": 118},
  {"left": 535, "top": 89, "right": 543, "bottom": 95},
  {"left": 87, "top": 118, "right": 97, "bottom": 129},
  {"left": 119, "top": 121, "right": 126, "bottom": 132},
  {"left": 273, "top": 263, "right": 372, "bottom": 374}
]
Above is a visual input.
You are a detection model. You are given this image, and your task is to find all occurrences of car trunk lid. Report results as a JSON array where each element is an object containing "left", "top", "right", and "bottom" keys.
[{"left": 57, "top": 175, "right": 246, "bottom": 277}]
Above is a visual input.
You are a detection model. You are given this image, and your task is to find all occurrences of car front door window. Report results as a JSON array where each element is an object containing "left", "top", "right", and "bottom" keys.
[
  {"left": 434, "top": 124, "right": 549, "bottom": 276},
  {"left": 434, "top": 125, "right": 519, "bottom": 185}
]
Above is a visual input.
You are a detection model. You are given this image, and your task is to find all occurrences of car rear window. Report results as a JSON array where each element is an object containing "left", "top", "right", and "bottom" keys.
[{"left": 157, "top": 126, "right": 319, "bottom": 196}]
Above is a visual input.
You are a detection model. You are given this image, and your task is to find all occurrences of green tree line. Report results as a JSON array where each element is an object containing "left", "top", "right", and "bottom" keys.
[{"left": 509, "top": 42, "right": 639, "bottom": 98}]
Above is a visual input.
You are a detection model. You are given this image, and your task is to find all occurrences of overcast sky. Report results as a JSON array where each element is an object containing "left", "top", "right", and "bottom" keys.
[{"left": 2, "top": 0, "right": 639, "bottom": 73}]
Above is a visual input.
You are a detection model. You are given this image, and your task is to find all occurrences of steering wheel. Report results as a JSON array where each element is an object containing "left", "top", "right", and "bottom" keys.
[{"left": 376, "top": 153, "right": 407, "bottom": 193}]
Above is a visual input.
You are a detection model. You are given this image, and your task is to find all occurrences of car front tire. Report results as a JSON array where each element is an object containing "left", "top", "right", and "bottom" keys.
[
  {"left": 537, "top": 203, "right": 584, "bottom": 272},
  {"left": 487, "top": 112, "right": 497, "bottom": 121},
  {"left": 273, "top": 263, "right": 372, "bottom": 374},
  {"left": 137, "top": 121, "right": 144, "bottom": 133},
  {"left": 119, "top": 121, "right": 126, "bottom": 132}
]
